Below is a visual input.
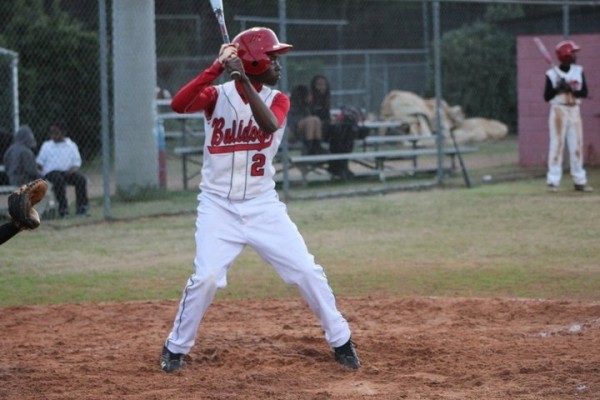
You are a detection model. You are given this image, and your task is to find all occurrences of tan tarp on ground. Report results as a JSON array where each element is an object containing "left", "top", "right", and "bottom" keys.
[{"left": 379, "top": 90, "right": 508, "bottom": 145}]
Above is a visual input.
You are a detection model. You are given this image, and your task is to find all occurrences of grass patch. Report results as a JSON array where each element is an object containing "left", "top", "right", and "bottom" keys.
[{"left": 1, "top": 152, "right": 599, "bottom": 307}]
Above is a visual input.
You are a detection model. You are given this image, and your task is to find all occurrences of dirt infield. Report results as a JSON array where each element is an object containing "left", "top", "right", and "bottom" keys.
[{"left": 2, "top": 296, "right": 600, "bottom": 399}]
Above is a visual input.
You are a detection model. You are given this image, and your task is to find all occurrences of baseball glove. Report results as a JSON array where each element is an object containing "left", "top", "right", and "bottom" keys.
[{"left": 8, "top": 178, "right": 49, "bottom": 230}]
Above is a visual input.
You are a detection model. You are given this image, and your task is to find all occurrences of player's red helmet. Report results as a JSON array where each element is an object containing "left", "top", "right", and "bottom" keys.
[
  {"left": 555, "top": 40, "right": 580, "bottom": 63},
  {"left": 232, "top": 27, "right": 293, "bottom": 75}
]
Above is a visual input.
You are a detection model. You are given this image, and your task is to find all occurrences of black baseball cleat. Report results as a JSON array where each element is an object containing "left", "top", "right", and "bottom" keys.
[
  {"left": 574, "top": 184, "right": 593, "bottom": 192},
  {"left": 160, "top": 345, "right": 185, "bottom": 373},
  {"left": 333, "top": 338, "right": 361, "bottom": 369}
]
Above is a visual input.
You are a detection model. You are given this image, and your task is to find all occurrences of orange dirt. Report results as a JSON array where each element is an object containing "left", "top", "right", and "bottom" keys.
[{"left": 1, "top": 296, "right": 600, "bottom": 399}]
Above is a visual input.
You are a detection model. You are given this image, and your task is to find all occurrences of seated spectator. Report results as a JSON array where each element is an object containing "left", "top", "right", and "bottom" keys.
[
  {"left": 288, "top": 84, "right": 327, "bottom": 155},
  {"left": 310, "top": 75, "right": 333, "bottom": 134},
  {"left": 36, "top": 121, "right": 89, "bottom": 218},
  {"left": 310, "top": 75, "right": 358, "bottom": 180},
  {"left": 3, "top": 125, "right": 43, "bottom": 186}
]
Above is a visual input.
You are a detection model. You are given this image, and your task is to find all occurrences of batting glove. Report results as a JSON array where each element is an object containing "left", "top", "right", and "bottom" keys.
[{"left": 557, "top": 78, "right": 572, "bottom": 92}]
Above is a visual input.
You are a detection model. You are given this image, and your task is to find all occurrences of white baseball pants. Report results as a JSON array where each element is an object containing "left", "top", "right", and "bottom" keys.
[
  {"left": 165, "top": 190, "right": 351, "bottom": 354},
  {"left": 546, "top": 103, "right": 587, "bottom": 186}
]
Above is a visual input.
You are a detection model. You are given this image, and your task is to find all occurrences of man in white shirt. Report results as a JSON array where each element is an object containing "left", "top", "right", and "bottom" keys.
[{"left": 36, "top": 122, "right": 89, "bottom": 217}]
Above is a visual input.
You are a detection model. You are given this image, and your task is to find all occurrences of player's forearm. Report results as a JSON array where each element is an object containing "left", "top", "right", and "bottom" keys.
[
  {"left": 171, "top": 61, "right": 223, "bottom": 113},
  {"left": 240, "top": 80, "right": 279, "bottom": 133}
]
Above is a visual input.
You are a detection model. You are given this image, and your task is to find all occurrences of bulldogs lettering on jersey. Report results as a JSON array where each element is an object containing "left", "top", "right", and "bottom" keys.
[
  {"left": 201, "top": 81, "right": 284, "bottom": 200},
  {"left": 208, "top": 118, "right": 274, "bottom": 153}
]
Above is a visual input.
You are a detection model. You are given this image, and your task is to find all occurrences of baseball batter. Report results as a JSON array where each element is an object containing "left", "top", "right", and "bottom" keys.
[
  {"left": 160, "top": 27, "right": 360, "bottom": 372},
  {"left": 543, "top": 40, "right": 591, "bottom": 192}
]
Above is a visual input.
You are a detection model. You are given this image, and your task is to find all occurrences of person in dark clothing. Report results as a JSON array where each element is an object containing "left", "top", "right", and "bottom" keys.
[
  {"left": 288, "top": 84, "right": 327, "bottom": 155},
  {"left": 0, "top": 126, "right": 12, "bottom": 185},
  {"left": 310, "top": 75, "right": 357, "bottom": 180},
  {"left": 3, "top": 125, "right": 42, "bottom": 186},
  {"left": 310, "top": 75, "right": 333, "bottom": 132}
]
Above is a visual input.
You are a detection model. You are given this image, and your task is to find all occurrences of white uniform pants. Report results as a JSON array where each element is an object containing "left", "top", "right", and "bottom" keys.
[
  {"left": 166, "top": 190, "right": 351, "bottom": 354},
  {"left": 546, "top": 104, "right": 587, "bottom": 186}
]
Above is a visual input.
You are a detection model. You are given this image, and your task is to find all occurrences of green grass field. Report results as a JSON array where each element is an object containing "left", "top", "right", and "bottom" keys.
[{"left": 1, "top": 160, "right": 598, "bottom": 307}]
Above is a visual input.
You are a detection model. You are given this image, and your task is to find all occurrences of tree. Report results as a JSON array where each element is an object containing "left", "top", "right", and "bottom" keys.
[
  {"left": 431, "top": 21, "right": 516, "bottom": 131},
  {"left": 1, "top": 0, "right": 100, "bottom": 159}
]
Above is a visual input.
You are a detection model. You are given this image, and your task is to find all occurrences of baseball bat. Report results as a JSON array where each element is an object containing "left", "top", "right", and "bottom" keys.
[
  {"left": 533, "top": 37, "right": 555, "bottom": 68},
  {"left": 449, "top": 128, "right": 472, "bottom": 188},
  {"left": 209, "top": 0, "right": 240, "bottom": 79}
]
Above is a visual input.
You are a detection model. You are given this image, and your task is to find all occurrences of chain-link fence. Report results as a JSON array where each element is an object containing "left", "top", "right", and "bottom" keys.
[{"left": 0, "top": 0, "right": 598, "bottom": 220}]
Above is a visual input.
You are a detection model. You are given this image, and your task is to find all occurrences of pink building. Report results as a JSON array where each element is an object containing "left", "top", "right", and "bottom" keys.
[{"left": 517, "top": 34, "right": 600, "bottom": 167}]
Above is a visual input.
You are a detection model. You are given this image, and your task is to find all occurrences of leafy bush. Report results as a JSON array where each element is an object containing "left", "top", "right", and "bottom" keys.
[
  {"left": 428, "top": 21, "right": 516, "bottom": 131},
  {"left": 1, "top": 1, "right": 100, "bottom": 159}
]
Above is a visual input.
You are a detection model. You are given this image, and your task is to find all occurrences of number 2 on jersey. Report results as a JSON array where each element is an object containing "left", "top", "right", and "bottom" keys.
[{"left": 251, "top": 153, "right": 266, "bottom": 176}]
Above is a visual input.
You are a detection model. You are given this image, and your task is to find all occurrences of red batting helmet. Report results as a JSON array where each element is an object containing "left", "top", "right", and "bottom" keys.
[
  {"left": 555, "top": 40, "right": 580, "bottom": 63},
  {"left": 232, "top": 27, "right": 293, "bottom": 75}
]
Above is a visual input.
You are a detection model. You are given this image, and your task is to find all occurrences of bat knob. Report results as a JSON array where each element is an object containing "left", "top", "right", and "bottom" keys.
[{"left": 230, "top": 71, "right": 241, "bottom": 80}]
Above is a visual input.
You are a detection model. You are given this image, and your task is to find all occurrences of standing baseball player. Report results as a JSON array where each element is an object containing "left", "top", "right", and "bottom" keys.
[
  {"left": 543, "top": 40, "right": 591, "bottom": 192},
  {"left": 160, "top": 27, "right": 360, "bottom": 372}
]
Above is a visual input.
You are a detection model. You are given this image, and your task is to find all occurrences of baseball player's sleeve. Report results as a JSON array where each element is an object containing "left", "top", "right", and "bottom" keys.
[
  {"left": 544, "top": 76, "right": 556, "bottom": 102},
  {"left": 0, "top": 222, "right": 20, "bottom": 245},
  {"left": 574, "top": 72, "right": 588, "bottom": 98},
  {"left": 270, "top": 92, "right": 290, "bottom": 127},
  {"left": 171, "top": 61, "right": 223, "bottom": 114}
]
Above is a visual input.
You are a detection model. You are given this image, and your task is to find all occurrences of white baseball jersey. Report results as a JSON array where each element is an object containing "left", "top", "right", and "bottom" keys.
[
  {"left": 201, "top": 81, "right": 284, "bottom": 200},
  {"left": 546, "top": 64, "right": 584, "bottom": 106}
]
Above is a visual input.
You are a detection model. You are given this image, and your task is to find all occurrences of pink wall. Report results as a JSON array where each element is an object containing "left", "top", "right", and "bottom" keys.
[{"left": 517, "top": 34, "right": 600, "bottom": 167}]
